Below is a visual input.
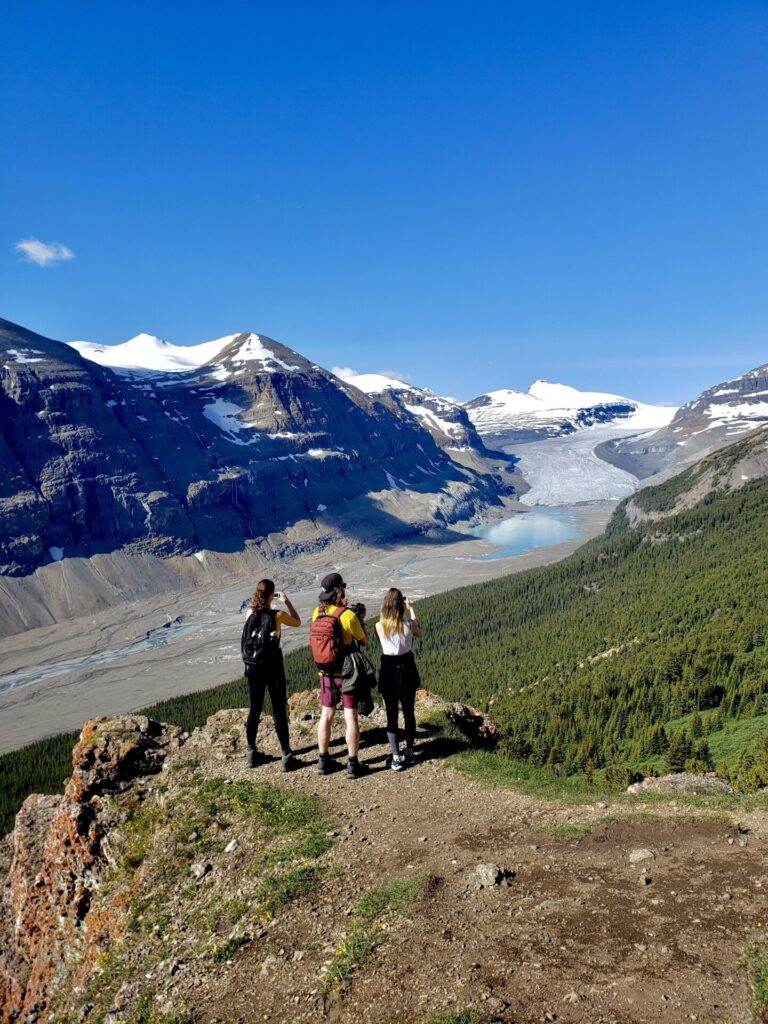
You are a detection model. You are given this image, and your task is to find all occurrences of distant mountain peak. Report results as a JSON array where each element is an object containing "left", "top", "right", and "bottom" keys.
[
  {"left": 68, "top": 332, "right": 237, "bottom": 374},
  {"left": 465, "top": 380, "right": 675, "bottom": 445}
]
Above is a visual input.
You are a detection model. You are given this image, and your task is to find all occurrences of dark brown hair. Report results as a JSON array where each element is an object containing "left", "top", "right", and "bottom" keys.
[
  {"left": 251, "top": 579, "right": 275, "bottom": 611},
  {"left": 319, "top": 583, "right": 346, "bottom": 612}
]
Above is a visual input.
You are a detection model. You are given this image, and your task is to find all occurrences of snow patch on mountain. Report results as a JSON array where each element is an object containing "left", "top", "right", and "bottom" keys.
[
  {"left": 703, "top": 401, "right": 768, "bottom": 425},
  {"left": 230, "top": 333, "right": 300, "bottom": 371},
  {"left": 6, "top": 348, "right": 45, "bottom": 364},
  {"left": 404, "top": 404, "right": 463, "bottom": 439},
  {"left": 69, "top": 333, "right": 237, "bottom": 374},
  {"left": 466, "top": 379, "right": 675, "bottom": 440},
  {"left": 202, "top": 399, "right": 261, "bottom": 445}
]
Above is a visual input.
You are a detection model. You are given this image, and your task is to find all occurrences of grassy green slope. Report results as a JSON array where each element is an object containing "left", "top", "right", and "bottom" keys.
[{"left": 415, "top": 479, "right": 768, "bottom": 775}]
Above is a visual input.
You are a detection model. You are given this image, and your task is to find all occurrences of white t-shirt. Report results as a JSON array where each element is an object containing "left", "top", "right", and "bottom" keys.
[{"left": 375, "top": 619, "right": 415, "bottom": 656}]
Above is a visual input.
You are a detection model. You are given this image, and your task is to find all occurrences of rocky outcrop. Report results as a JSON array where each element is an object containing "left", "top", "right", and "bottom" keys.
[
  {"left": 0, "top": 319, "right": 516, "bottom": 580},
  {"left": 626, "top": 772, "right": 736, "bottom": 797},
  {"left": 0, "top": 716, "right": 182, "bottom": 1023}
]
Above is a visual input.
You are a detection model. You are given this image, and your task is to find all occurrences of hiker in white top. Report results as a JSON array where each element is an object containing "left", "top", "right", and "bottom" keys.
[{"left": 375, "top": 588, "right": 422, "bottom": 771}]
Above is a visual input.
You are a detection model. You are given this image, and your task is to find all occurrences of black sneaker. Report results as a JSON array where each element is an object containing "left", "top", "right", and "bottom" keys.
[
  {"left": 317, "top": 754, "right": 332, "bottom": 776},
  {"left": 346, "top": 759, "right": 370, "bottom": 780}
]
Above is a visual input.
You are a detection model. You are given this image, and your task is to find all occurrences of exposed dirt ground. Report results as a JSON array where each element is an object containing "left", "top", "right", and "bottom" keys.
[{"left": 183, "top": 713, "right": 767, "bottom": 1024}]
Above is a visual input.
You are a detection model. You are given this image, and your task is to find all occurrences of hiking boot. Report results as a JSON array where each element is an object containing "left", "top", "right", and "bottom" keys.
[
  {"left": 317, "top": 754, "right": 332, "bottom": 776},
  {"left": 389, "top": 754, "right": 404, "bottom": 772},
  {"left": 280, "top": 753, "right": 298, "bottom": 772},
  {"left": 245, "top": 746, "right": 259, "bottom": 768},
  {"left": 404, "top": 747, "right": 416, "bottom": 766},
  {"left": 346, "top": 759, "right": 370, "bottom": 780}
]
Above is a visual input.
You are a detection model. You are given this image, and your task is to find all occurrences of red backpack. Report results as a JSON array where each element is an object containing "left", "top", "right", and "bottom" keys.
[{"left": 310, "top": 607, "right": 345, "bottom": 670}]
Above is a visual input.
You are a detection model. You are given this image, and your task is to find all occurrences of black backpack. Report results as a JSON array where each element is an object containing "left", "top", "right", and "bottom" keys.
[{"left": 241, "top": 609, "right": 280, "bottom": 666}]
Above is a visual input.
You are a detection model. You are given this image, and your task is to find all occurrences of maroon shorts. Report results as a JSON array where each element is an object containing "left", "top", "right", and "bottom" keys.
[{"left": 319, "top": 675, "right": 358, "bottom": 710}]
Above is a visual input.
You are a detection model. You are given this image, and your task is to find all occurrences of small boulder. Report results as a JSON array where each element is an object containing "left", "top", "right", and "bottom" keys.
[
  {"left": 628, "top": 848, "right": 655, "bottom": 865},
  {"left": 468, "top": 862, "right": 515, "bottom": 889}
]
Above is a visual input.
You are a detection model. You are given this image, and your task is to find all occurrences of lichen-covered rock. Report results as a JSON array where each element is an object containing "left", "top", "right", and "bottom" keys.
[{"left": 0, "top": 716, "right": 182, "bottom": 1024}]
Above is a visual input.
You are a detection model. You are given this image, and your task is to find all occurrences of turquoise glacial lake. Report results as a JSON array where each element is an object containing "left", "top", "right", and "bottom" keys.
[{"left": 471, "top": 507, "right": 582, "bottom": 560}]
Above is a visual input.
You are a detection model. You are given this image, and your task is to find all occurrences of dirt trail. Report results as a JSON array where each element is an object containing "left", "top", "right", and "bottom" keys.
[{"left": 185, "top": 710, "right": 767, "bottom": 1024}]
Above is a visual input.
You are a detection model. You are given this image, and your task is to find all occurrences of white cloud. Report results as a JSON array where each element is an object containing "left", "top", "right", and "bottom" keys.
[
  {"left": 376, "top": 368, "right": 412, "bottom": 383},
  {"left": 332, "top": 366, "right": 358, "bottom": 380},
  {"left": 333, "top": 365, "right": 413, "bottom": 385},
  {"left": 15, "top": 238, "right": 75, "bottom": 267}
]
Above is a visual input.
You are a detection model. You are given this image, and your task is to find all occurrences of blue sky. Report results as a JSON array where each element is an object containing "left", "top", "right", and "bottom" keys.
[{"left": 2, "top": 1, "right": 767, "bottom": 403}]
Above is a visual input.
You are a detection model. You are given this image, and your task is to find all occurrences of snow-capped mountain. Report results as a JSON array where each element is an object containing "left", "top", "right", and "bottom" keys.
[
  {"left": 68, "top": 333, "right": 237, "bottom": 373},
  {"left": 464, "top": 380, "right": 675, "bottom": 448},
  {"left": 597, "top": 363, "right": 768, "bottom": 480},
  {"left": 0, "top": 319, "right": 515, "bottom": 577},
  {"left": 337, "top": 369, "right": 485, "bottom": 452}
]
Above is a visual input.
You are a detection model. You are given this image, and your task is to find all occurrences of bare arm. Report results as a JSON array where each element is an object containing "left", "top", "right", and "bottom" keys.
[
  {"left": 276, "top": 592, "right": 301, "bottom": 627},
  {"left": 406, "top": 599, "right": 422, "bottom": 637}
]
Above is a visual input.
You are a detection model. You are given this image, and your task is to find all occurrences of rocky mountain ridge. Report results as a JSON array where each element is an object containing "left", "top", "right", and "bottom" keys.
[
  {"left": 596, "top": 362, "right": 768, "bottom": 481},
  {"left": 338, "top": 370, "right": 486, "bottom": 452},
  {"left": 0, "top": 318, "right": 518, "bottom": 579}
]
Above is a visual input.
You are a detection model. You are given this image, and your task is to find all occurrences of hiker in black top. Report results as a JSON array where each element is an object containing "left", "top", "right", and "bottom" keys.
[{"left": 241, "top": 579, "right": 301, "bottom": 771}]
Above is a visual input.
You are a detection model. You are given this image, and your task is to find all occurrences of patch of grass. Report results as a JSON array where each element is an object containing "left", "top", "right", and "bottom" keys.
[
  {"left": 453, "top": 749, "right": 768, "bottom": 817},
  {"left": 708, "top": 715, "right": 768, "bottom": 767},
  {"left": 249, "top": 819, "right": 334, "bottom": 870},
  {"left": 128, "top": 991, "right": 190, "bottom": 1024},
  {"left": 452, "top": 749, "right": 598, "bottom": 802},
  {"left": 423, "top": 1011, "right": 491, "bottom": 1024},
  {"left": 323, "top": 874, "right": 427, "bottom": 1001},
  {"left": 120, "top": 803, "right": 162, "bottom": 872},
  {"left": 224, "top": 897, "right": 249, "bottom": 925},
  {"left": 195, "top": 777, "right": 325, "bottom": 833},
  {"left": 355, "top": 875, "right": 427, "bottom": 919},
  {"left": 255, "top": 864, "right": 322, "bottom": 920},
  {"left": 210, "top": 935, "right": 249, "bottom": 963},
  {"left": 739, "top": 937, "right": 768, "bottom": 1021}
]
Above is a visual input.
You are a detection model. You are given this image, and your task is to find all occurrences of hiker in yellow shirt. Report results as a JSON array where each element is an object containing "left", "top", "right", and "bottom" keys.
[{"left": 311, "top": 572, "right": 368, "bottom": 779}]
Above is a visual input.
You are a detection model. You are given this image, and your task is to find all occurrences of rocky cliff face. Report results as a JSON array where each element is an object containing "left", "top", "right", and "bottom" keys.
[
  {"left": 0, "top": 716, "right": 182, "bottom": 1023},
  {"left": 339, "top": 373, "right": 487, "bottom": 452},
  {"left": 1, "top": 319, "right": 515, "bottom": 577},
  {"left": 596, "top": 363, "right": 768, "bottom": 480}
]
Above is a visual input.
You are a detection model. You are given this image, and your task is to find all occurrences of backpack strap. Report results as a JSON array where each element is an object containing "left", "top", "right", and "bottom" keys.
[{"left": 319, "top": 606, "right": 345, "bottom": 622}]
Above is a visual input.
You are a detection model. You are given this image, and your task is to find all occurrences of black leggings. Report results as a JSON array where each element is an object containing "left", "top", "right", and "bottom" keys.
[
  {"left": 381, "top": 686, "right": 417, "bottom": 747},
  {"left": 245, "top": 660, "right": 291, "bottom": 754},
  {"left": 379, "top": 653, "right": 420, "bottom": 747}
]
